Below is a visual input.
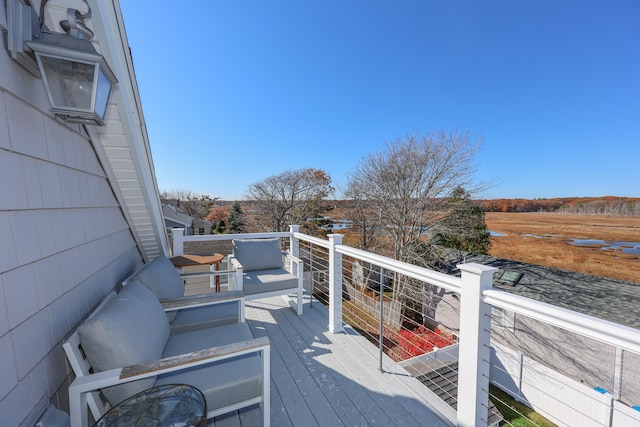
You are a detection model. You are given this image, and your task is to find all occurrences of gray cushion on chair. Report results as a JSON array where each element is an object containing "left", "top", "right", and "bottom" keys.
[
  {"left": 169, "top": 301, "right": 240, "bottom": 334},
  {"left": 243, "top": 269, "right": 299, "bottom": 295},
  {"left": 129, "top": 255, "right": 184, "bottom": 300},
  {"left": 78, "top": 281, "right": 170, "bottom": 405},
  {"left": 129, "top": 255, "right": 184, "bottom": 322},
  {"left": 157, "top": 323, "right": 263, "bottom": 412},
  {"left": 232, "top": 238, "right": 283, "bottom": 272}
]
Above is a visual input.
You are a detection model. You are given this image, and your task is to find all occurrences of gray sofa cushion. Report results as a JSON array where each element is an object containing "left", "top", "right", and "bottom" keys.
[
  {"left": 129, "top": 255, "right": 184, "bottom": 322},
  {"left": 169, "top": 301, "right": 240, "bottom": 334},
  {"left": 129, "top": 255, "right": 184, "bottom": 300},
  {"left": 243, "top": 269, "right": 299, "bottom": 295},
  {"left": 232, "top": 238, "right": 283, "bottom": 272},
  {"left": 157, "top": 323, "right": 263, "bottom": 412},
  {"left": 78, "top": 281, "right": 170, "bottom": 405}
]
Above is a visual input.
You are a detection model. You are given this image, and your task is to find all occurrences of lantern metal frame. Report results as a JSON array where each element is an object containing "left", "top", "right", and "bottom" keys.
[
  {"left": 27, "top": 33, "right": 118, "bottom": 125},
  {"left": 6, "top": 0, "right": 118, "bottom": 126}
]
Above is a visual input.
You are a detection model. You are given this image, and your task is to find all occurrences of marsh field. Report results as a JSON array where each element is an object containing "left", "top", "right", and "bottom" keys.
[{"left": 485, "top": 212, "right": 640, "bottom": 283}]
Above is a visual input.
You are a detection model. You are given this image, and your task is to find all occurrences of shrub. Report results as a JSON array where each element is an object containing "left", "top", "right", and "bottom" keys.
[{"left": 396, "top": 326, "right": 455, "bottom": 358}]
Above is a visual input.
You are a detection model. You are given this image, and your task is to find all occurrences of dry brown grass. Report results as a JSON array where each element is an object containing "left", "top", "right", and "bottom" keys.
[{"left": 486, "top": 213, "right": 640, "bottom": 283}]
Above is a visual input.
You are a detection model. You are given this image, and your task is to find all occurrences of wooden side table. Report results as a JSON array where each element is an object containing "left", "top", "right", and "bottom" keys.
[
  {"left": 170, "top": 253, "right": 225, "bottom": 291},
  {"left": 94, "top": 384, "right": 206, "bottom": 426}
]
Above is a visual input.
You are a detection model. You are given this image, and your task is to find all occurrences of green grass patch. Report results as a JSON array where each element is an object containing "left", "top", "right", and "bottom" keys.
[{"left": 489, "top": 385, "right": 557, "bottom": 427}]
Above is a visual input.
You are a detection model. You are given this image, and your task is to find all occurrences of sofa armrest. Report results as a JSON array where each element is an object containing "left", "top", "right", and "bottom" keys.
[
  {"left": 284, "top": 253, "right": 303, "bottom": 278},
  {"left": 160, "top": 290, "right": 245, "bottom": 311},
  {"left": 161, "top": 291, "right": 246, "bottom": 323},
  {"left": 285, "top": 253, "right": 303, "bottom": 264},
  {"left": 228, "top": 256, "right": 242, "bottom": 270},
  {"left": 227, "top": 256, "right": 244, "bottom": 292},
  {"left": 69, "top": 336, "right": 270, "bottom": 427},
  {"left": 179, "top": 269, "right": 235, "bottom": 279},
  {"left": 121, "top": 336, "right": 270, "bottom": 379}
]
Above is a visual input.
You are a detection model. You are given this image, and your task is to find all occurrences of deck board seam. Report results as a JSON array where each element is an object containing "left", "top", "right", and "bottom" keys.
[
  {"left": 266, "top": 301, "right": 385, "bottom": 426},
  {"left": 301, "top": 299, "right": 455, "bottom": 426},
  {"left": 250, "top": 301, "right": 363, "bottom": 426},
  {"left": 246, "top": 301, "right": 327, "bottom": 426}
]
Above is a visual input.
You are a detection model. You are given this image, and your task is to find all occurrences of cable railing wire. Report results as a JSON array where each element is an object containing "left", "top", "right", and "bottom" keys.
[
  {"left": 301, "top": 246, "right": 465, "bottom": 415},
  {"left": 294, "top": 232, "right": 640, "bottom": 427}
]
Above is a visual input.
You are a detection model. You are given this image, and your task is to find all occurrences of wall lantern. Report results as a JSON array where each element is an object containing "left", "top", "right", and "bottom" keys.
[
  {"left": 27, "top": 32, "right": 117, "bottom": 126},
  {"left": 7, "top": 1, "right": 117, "bottom": 126}
]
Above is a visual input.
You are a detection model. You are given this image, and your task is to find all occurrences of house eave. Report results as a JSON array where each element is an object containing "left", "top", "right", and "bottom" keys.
[{"left": 83, "top": 0, "right": 169, "bottom": 261}]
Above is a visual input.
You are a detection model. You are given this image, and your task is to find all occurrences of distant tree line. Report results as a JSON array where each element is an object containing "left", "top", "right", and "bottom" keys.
[
  {"left": 477, "top": 197, "right": 640, "bottom": 215},
  {"left": 558, "top": 197, "right": 640, "bottom": 216}
]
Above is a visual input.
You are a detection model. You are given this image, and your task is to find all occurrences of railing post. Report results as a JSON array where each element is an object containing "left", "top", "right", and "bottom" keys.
[
  {"left": 516, "top": 350, "right": 524, "bottom": 402},
  {"left": 613, "top": 347, "right": 622, "bottom": 400},
  {"left": 289, "top": 225, "right": 300, "bottom": 258},
  {"left": 172, "top": 228, "right": 185, "bottom": 256},
  {"left": 456, "top": 263, "right": 498, "bottom": 427},
  {"left": 379, "top": 267, "right": 384, "bottom": 372},
  {"left": 328, "top": 234, "right": 343, "bottom": 333},
  {"left": 309, "top": 243, "right": 314, "bottom": 308}
]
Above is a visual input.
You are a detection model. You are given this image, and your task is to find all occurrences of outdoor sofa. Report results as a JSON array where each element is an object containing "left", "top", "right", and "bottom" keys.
[{"left": 63, "top": 256, "right": 270, "bottom": 427}]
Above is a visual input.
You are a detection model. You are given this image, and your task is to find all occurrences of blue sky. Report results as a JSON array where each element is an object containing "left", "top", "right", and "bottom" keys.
[{"left": 120, "top": 1, "right": 639, "bottom": 200}]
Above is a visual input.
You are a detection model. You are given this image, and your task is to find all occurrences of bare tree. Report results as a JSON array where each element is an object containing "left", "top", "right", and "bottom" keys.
[
  {"left": 346, "top": 130, "right": 482, "bottom": 261},
  {"left": 245, "top": 168, "right": 334, "bottom": 233},
  {"left": 343, "top": 179, "right": 383, "bottom": 251},
  {"left": 161, "top": 189, "right": 218, "bottom": 219},
  {"left": 345, "top": 130, "right": 483, "bottom": 327}
]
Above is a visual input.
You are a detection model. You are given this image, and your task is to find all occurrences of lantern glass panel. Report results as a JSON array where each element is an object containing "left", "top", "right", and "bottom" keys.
[
  {"left": 39, "top": 54, "right": 96, "bottom": 111},
  {"left": 94, "top": 69, "right": 111, "bottom": 119}
]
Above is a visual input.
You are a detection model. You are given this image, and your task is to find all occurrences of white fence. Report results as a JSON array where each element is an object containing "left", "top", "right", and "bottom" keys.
[{"left": 491, "top": 341, "right": 640, "bottom": 427}]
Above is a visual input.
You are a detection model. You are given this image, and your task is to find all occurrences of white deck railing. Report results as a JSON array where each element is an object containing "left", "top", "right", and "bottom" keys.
[{"left": 171, "top": 227, "right": 640, "bottom": 427}]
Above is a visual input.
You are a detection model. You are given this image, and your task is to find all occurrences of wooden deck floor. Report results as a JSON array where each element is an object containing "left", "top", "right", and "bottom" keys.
[{"left": 207, "top": 294, "right": 455, "bottom": 426}]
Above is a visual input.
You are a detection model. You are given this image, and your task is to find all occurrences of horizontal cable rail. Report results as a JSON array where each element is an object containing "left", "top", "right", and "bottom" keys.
[
  {"left": 293, "top": 232, "right": 329, "bottom": 248},
  {"left": 487, "top": 308, "right": 640, "bottom": 427},
  {"left": 179, "top": 231, "right": 292, "bottom": 242},
  {"left": 171, "top": 229, "right": 293, "bottom": 257},
  {"left": 296, "top": 231, "right": 640, "bottom": 426},
  {"left": 335, "top": 244, "right": 462, "bottom": 293},
  {"left": 298, "top": 235, "right": 463, "bottom": 421},
  {"left": 483, "top": 289, "right": 640, "bottom": 354}
]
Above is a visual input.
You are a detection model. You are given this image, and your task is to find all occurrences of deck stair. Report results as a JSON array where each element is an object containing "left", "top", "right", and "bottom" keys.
[{"left": 416, "top": 362, "right": 503, "bottom": 426}]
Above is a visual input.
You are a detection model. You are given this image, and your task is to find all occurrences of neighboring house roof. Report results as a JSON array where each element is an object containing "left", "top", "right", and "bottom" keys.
[
  {"left": 75, "top": 1, "right": 169, "bottom": 261},
  {"left": 193, "top": 218, "right": 213, "bottom": 227},
  {"left": 162, "top": 204, "right": 193, "bottom": 227},
  {"left": 442, "top": 251, "right": 640, "bottom": 330}
]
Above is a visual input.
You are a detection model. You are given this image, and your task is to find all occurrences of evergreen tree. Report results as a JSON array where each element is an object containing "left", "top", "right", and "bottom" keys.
[
  {"left": 226, "top": 201, "right": 246, "bottom": 233},
  {"left": 430, "top": 186, "right": 491, "bottom": 254},
  {"left": 214, "top": 220, "right": 226, "bottom": 234}
]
